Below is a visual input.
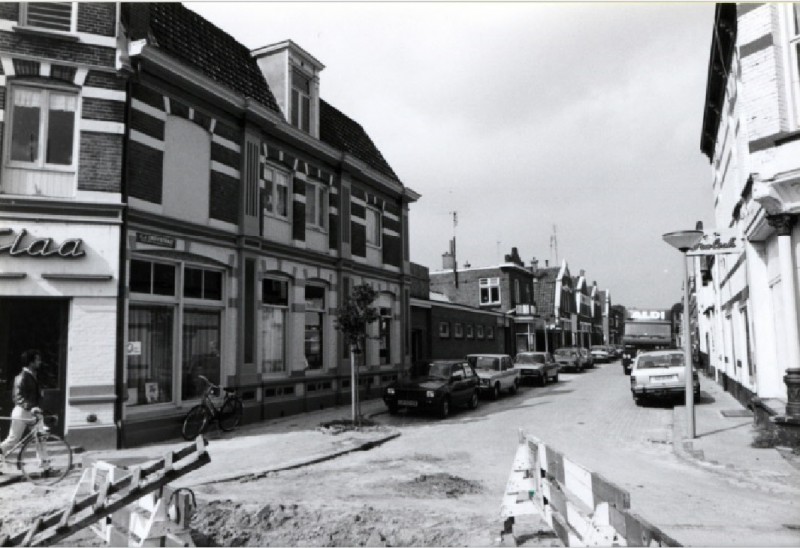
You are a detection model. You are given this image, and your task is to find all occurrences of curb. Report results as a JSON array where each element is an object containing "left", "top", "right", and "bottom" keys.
[{"left": 187, "top": 431, "right": 402, "bottom": 486}]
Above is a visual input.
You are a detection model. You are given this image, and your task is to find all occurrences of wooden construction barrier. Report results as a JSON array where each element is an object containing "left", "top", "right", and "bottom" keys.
[
  {"left": 1, "top": 437, "right": 209, "bottom": 547},
  {"left": 499, "top": 430, "right": 682, "bottom": 547}
]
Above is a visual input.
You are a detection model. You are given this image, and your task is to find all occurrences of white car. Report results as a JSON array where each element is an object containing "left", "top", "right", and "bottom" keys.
[
  {"left": 630, "top": 350, "right": 700, "bottom": 406},
  {"left": 590, "top": 345, "right": 610, "bottom": 363},
  {"left": 466, "top": 354, "right": 519, "bottom": 399}
]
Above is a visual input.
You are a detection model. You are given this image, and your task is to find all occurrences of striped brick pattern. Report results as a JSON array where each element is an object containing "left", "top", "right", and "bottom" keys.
[
  {"left": 127, "top": 83, "right": 243, "bottom": 224},
  {"left": 348, "top": 185, "right": 402, "bottom": 267}
]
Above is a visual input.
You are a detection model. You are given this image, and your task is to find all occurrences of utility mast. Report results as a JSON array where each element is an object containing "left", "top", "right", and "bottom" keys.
[
  {"left": 449, "top": 211, "right": 458, "bottom": 287},
  {"left": 550, "top": 224, "right": 559, "bottom": 265}
]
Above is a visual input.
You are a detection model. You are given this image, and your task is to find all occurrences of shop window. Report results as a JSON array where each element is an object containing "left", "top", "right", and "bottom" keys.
[
  {"left": 304, "top": 285, "right": 325, "bottom": 369},
  {"left": 7, "top": 85, "right": 77, "bottom": 170},
  {"left": 480, "top": 278, "right": 501, "bottom": 305},
  {"left": 21, "top": 3, "right": 75, "bottom": 32},
  {"left": 129, "top": 259, "right": 176, "bottom": 296},
  {"left": 261, "top": 165, "right": 290, "bottom": 220},
  {"left": 439, "top": 321, "right": 450, "bottom": 338},
  {"left": 184, "top": 267, "right": 223, "bottom": 301},
  {"left": 379, "top": 307, "right": 391, "bottom": 365},
  {"left": 366, "top": 207, "right": 382, "bottom": 247},
  {"left": 127, "top": 305, "right": 174, "bottom": 406},
  {"left": 181, "top": 309, "right": 221, "bottom": 400},
  {"left": 261, "top": 278, "right": 289, "bottom": 374}
]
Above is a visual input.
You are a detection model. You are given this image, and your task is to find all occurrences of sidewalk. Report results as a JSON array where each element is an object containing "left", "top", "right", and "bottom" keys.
[
  {"left": 672, "top": 376, "right": 800, "bottom": 489},
  {"left": 80, "top": 398, "right": 397, "bottom": 487}
]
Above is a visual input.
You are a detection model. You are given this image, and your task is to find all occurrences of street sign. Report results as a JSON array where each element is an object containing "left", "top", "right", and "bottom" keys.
[{"left": 687, "top": 228, "right": 743, "bottom": 256}]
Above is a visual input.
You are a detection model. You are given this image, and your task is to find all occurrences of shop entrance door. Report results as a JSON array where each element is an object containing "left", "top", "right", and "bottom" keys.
[{"left": 0, "top": 298, "right": 68, "bottom": 436}]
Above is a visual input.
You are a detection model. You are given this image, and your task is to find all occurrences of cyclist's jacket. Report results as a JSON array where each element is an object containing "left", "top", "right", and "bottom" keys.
[{"left": 13, "top": 368, "right": 41, "bottom": 410}]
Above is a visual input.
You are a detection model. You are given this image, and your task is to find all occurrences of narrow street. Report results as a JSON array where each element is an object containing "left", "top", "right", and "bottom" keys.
[{"left": 179, "top": 359, "right": 800, "bottom": 546}]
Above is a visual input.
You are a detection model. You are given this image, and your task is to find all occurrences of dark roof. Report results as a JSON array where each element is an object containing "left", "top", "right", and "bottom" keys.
[
  {"left": 145, "top": 3, "right": 281, "bottom": 114},
  {"left": 320, "top": 99, "right": 400, "bottom": 182},
  {"left": 700, "top": 3, "right": 737, "bottom": 160}
]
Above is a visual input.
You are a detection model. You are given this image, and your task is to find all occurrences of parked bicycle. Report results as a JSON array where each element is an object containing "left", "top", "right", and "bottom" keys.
[
  {"left": 0, "top": 409, "right": 73, "bottom": 485},
  {"left": 181, "top": 375, "right": 243, "bottom": 440}
]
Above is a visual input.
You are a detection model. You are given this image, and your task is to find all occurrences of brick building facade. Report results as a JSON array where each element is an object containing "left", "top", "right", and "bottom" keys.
[{"left": 0, "top": 2, "right": 124, "bottom": 448}]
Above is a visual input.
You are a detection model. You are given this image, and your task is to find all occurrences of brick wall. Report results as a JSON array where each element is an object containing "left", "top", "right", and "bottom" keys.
[
  {"left": 429, "top": 305, "right": 506, "bottom": 360},
  {"left": 78, "top": 133, "right": 122, "bottom": 192},
  {"left": 77, "top": 2, "right": 117, "bottom": 37},
  {"left": 127, "top": 141, "right": 164, "bottom": 203}
]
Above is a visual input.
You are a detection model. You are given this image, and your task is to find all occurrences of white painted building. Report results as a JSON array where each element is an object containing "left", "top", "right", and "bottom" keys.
[{"left": 697, "top": 3, "right": 800, "bottom": 419}]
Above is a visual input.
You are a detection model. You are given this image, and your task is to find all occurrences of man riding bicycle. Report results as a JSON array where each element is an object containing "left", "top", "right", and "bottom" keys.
[{"left": 0, "top": 349, "right": 44, "bottom": 459}]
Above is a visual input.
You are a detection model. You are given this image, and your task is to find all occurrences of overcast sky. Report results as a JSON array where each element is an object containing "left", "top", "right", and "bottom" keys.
[{"left": 188, "top": 1, "right": 717, "bottom": 309}]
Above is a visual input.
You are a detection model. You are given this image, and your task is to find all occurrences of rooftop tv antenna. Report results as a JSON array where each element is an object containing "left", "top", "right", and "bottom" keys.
[{"left": 550, "top": 224, "right": 559, "bottom": 265}]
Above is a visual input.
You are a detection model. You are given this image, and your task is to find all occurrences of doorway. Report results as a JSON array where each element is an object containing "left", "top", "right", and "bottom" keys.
[{"left": 0, "top": 298, "right": 68, "bottom": 436}]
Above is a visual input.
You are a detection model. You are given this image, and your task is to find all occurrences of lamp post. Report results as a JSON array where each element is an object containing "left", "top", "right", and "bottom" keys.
[{"left": 663, "top": 229, "right": 704, "bottom": 439}]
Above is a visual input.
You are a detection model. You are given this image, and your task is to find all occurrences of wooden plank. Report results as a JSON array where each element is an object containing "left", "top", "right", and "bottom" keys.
[
  {"left": 546, "top": 480, "right": 568, "bottom": 518},
  {"left": 545, "top": 445, "right": 564, "bottom": 485},
  {"left": 550, "top": 509, "right": 571, "bottom": 547},
  {"left": 8, "top": 451, "right": 210, "bottom": 547},
  {"left": 591, "top": 471, "right": 631, "bottom": 510},
  {"left": 563, "top": 458, "right": 594, "bottom": 510}
]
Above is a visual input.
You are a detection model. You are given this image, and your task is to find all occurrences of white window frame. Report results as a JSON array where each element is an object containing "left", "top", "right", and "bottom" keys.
[
  {"left": 305, "top": 180, "right": 328, "bottom": 231},
  {"left": 291, "top": 68, "right": 311, "bottom": 133},
  {"left": 479, "top": 277, "right": 501, "bottom": 306},
  {"left": 784, "top": 4, "right": 800, "bottom": 127},
  {"left": 366, "top": 206, "right": 382, "bottom": 248},
  {"left": 4, "top": 83, "right": 79, "bottom": 173},
  {"left": 261, "top": 164, "right": 291, "bottom": 221},
  {"left": 260, "top": 276, "right": 290, "bottom": 376},
  {"left": 20, "top": 2, "right": 77, "bottom": 33}
]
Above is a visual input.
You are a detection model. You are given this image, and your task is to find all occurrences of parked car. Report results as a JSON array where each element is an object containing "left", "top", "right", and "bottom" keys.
[
  {"left": 513, "top": 351, "right": 560, "bottom": 386},
  {"left": 383, "top": 360, "right": 479, "bottom": 418},
  {"left": 466, "top": 353, "right": 519, "bottom": 399},
  {"left": 630, "top": 350, "right": 700, "bottom": 406},
  {"left": 553, "top": 347, "right": 585, "bottom": 372},
  {"left": 590, "top": 345, "right": 610, "bottom": 363}
]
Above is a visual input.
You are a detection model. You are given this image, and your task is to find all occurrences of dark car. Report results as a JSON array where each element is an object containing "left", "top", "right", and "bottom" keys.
[
  {"left": 513, "top": 351, "right": 560, "bottom": 386},
  {"left": 553, "top": 347, "right": 585, "bottom": 372},
  {"left": 383, "top": 360, "right": 479, "bottom": 418}
]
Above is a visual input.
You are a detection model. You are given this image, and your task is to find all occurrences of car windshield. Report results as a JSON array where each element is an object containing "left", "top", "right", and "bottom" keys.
[
  {"left": 554, "top": 349, "right": 576, "bottom": 357},
  {"left": 471, "top": 356, "right": 500, "bottom": 371},
  {"left": 516, "top": 354, "right": 545, "bottom": 364},
  {"left": 637, "top": 354, "right": 684, "bottom": 369},
  {"left": 420, "top": 362, "right": 453, "bottom": 379}
]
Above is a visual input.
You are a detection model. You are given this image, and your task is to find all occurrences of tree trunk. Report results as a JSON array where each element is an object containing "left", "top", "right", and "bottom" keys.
[{"left": 350, "top": 346, "right": 357, "bottom": 423}]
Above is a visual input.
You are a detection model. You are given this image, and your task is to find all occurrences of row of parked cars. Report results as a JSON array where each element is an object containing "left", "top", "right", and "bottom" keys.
[{"left": 382, "top": 347, "right": 619, "bottom": 419}]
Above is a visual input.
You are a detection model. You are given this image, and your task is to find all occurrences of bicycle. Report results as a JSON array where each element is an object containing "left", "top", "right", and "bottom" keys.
[
  {"left": 181, "top": 375, "right": 243, "bottom": 440},
  {"left": 0, "top": 409, "right": 73, "bottom": 485}
]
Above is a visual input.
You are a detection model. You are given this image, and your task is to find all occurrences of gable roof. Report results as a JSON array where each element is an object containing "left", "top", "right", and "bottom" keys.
[
  {"left": 145, "top": 3, "right": 282, "bottom": 114},
  {"left": 320, "top": 99, "right": 400, "bottom": 182}
]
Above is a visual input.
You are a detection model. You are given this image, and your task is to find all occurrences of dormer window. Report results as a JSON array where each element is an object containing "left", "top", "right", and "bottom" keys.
[
  {"left": 291, "top": 68, "right": 311, "bottom": 132},
  {"left": 21, "top": 2, "right": 76, "bottom": 32}
]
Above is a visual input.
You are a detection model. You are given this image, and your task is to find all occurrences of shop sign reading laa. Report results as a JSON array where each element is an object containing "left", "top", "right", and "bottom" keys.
[{"left": 0, "top": 228, "right": 85, "bottom": 258}]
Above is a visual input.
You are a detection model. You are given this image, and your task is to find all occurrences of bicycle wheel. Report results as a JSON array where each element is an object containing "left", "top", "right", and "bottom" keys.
[
  {"left": 218, "top": 396, "right": 243, "bottom": 432},
  {"left": 182, "top": 405, "right": 210, "bottom": 440},
  {"left": 17, "top": 432, "right": 73, "bottom": 486}
]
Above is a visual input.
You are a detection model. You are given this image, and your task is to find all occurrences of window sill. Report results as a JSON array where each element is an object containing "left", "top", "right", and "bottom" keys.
[
  {"left": 367, "top": 242, "right": 382, "bottom": 250},
  {"left": 13, "top": 25, "right": 80, "bottom": 42},
  {"left": 306, "top": 225, "right": 328, "bottom": 235}
]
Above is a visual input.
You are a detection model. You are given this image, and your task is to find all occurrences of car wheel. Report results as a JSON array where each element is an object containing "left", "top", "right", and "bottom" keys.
[
  {"left": 469, "top": 390, "right": 479, "bottom": 410},
  {"left": 552, "top": 373, "right": 559, "bottom": 383},
  {"left": 510, "top": 379, "right": 519, "bottom": 394},
  {"left": 492, "top": 383, "right": 501, "bottom": 400},
  {"left": 540, "top": 374, "right": 547, "bottom": 387},
  {"left": 439, "top": 397, "right": 450, "bottom": 419},
  {"left": 634, "top": 397, "right": 643, "bottom": 406},
  {"left": 387, "top": 403, "right": 398, "bottom": 415}
]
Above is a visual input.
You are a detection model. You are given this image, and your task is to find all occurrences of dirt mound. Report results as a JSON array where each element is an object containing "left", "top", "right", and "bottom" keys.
[
  {"left": 190, "top": 500, "right": 470, "bottom": 546},
  {"left": 397, "top": 473, "right": 484, "bottom": 498}
]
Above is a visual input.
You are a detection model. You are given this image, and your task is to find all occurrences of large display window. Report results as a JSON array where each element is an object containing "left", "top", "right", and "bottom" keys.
[{"left": 126, "top": 257, "right": 225, "bottom": 408}]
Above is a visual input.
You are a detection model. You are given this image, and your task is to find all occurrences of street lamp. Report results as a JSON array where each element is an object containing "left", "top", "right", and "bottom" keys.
[{"left": 663, "top": 229, "right": 704, "bottom": 439}]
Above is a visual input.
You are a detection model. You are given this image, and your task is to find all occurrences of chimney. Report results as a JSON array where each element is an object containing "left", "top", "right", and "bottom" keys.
[
  {"left": 442, "top": 251, "right": 455, "bottom": 271},
  {"left": 580, "top": 269, "right": 585, "bottom": 277},
  {"left": 530, "top": 257, "right": 539, "bottom": 273},
  {"left": 545, "top": 259, "right": 549, "bottom": 267}
]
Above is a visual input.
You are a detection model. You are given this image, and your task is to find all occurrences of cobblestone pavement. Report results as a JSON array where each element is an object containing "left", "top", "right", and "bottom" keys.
[{"left": 497, "top": 361, "right": 800, "bottom": 547}]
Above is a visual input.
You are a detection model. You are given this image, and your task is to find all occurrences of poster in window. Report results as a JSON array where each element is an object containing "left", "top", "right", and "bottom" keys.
[{"left": 145, "top": 382, "right": 159, "bottom": 403}]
